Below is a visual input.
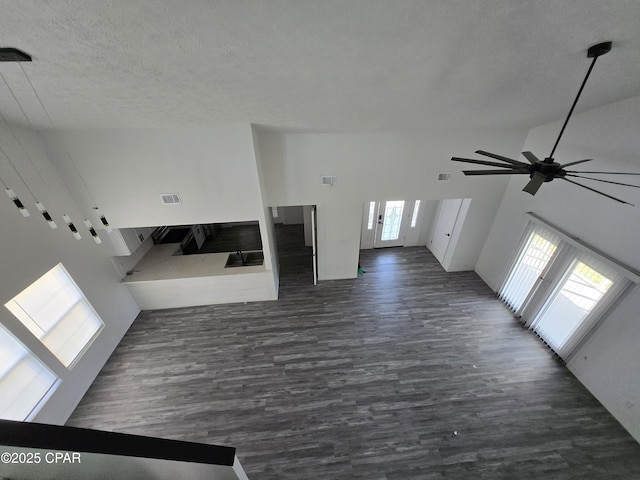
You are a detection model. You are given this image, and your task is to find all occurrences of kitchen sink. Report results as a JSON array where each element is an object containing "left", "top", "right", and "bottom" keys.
[{"left": 225, "top": 251, "right": 264, "bottom": 268}]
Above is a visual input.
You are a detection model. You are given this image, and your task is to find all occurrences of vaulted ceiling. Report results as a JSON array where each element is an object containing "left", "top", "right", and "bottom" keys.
[{"left": 0, "top": 1, "right": 639, "bottom": 132}]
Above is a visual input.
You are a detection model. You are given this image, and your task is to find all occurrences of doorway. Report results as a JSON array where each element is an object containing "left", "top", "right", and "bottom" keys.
[
  {"left": 271, "top": 205, "right": 317, "bottom": 287},
  {"left": 361, "top": 200, "right": 427, "bottom": 249},
  {"left": 428, "top": 198, "right": 471, "bottom": 269},
  {"left": 374, "top": 200, "right": 408, "bottom": 248},
  {"left": 429, "top": 199, "right": 462, "bottom": 264}
]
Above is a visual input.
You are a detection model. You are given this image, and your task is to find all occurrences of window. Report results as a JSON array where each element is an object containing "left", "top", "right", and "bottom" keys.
[
  {"left": 5, "top": 264, "right": 103, "bottom": 368},
  {"left": 499, "top": 224, "right": 561, "bottom": 313},
  {"left": 367, "top": 201, "right": 376, "bottom": 230},
  {"left": 410, "top": 200, "right": 421, "bottom": 228},
  {"left": 529, "top": 255, "right": 622, "bottom": 357},
  {"left": 0, "top": 325, "right": 59, "bottom": 421},
  {"left": 499, "top": 215, "right": 633, "bottom": 360}
]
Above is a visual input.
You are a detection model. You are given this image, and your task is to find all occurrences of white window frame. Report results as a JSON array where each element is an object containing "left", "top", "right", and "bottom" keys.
[
  {"left": 0, "top": 325, "right": 60, "bottom": 421},
  {"left": 410, "top": 200, "right": 421, "bottom": 228},
  {"left": 367, "top": 201, "right": 376, "bottom": 230},
  {"left": 498, "top": 212, "right": 638, "bottom": 361},
  {"left": 5, "top": 263, "right": 104, "bottom": 369}
]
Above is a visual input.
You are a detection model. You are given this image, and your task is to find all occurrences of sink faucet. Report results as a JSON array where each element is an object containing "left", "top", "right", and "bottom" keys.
[{"left": 237, "top": 249, "right": 245, "bottom": 265}]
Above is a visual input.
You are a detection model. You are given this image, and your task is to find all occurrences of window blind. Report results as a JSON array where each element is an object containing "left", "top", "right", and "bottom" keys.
[
  {"left": 0, "top": 326, "right": 58, "bottom": 420},
  {"left": 530, "top": 252, "right": 630, "bottom": 359},
  {"left": 498, "top": 223, "right": 561, "bottom": 314},
  {"left": 5, "top": 264, "right": 103, "bottom": 368}
]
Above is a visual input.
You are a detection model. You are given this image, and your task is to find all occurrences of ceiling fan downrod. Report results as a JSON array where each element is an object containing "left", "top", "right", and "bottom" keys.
[
  {"left": 450, "top": 40, "right": 638, "bottom": 205},
  {"left": 547, "top": 41, "right": 612, "bottom": 161}
]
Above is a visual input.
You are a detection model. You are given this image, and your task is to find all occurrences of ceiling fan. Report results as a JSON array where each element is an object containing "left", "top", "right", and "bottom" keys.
[{"left": 451, "top": 41, "right": 640, "bottom": 206}]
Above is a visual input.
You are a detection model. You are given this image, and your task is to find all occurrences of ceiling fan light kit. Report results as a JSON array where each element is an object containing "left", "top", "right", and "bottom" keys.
[{"left": 451, "top": 41, "right": 639, "bottom": 206}]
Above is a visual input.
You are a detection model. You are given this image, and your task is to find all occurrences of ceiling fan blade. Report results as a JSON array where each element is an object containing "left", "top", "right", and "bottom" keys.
[
  {"left": 521, "top": 151, "right": 540, "bottom": 165},
  {"left": 561, "top": 159, "right": 592, "bottom": 168},
  {"left": 451, "top": 157, "right": 522, "bottom": 169},
  {"left": 522, "top": 172, "right": 547, "bottom": 195},
  {"left": 566, "top": 170, "right": 640, "bottom": 175},
  {"left": 566, "top": 174, "right": 640, "bottom": 189},
  {"left": 475, "top": 150, "right": 529, "bottom": 167},
  {"left": 462, "top": 169, "right": 531, "bottom": 175},
  {"left": 561, "top": 177, "right": 634, "bottom": 206}
]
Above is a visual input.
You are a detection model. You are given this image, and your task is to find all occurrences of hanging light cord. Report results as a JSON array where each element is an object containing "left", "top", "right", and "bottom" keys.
[
  {"left": 0, "top": 65, "right": 71, "bottom": 230},
  {"left": 0, "top": 137, "right": 38, "bottom": 199},
  {"left": 0, "top": 70, "right": 34, "bottom": 128},
  {"left": 0, "top": 72, "right": 54, "bottom": 206},
  {"left": 0, "top": 167, "right": 10, "bottom": 189},
  {"left": 19, "top": 63, "right": 55, "bottom": 127},
  {"left": 18, "top": 63, "right": 100, "bottom": 208}
]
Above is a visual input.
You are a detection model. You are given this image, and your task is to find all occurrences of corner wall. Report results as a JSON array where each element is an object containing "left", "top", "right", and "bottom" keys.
[
  {"left": 0, "top": 123, "right": 139, "bottom": 424},
  {"left": 45, "top": 125, "right": 266, "bottom": 227},
  {"left": 256, "top": 129, "right": 528, "bottom": 280},
  {"left": 47, "top": 124, "right": 279, "bottom": 303},
  {"left": 475, "top": 95, "right": 640, "bottom": 441}
]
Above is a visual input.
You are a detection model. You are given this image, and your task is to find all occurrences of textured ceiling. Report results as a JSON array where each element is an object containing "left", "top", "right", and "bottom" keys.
[{"left": 0, "top": 0, "right": 639, "bottom": 132}]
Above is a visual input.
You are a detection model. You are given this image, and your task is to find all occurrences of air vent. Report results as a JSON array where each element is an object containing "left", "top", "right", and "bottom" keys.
[
  {"left": 160, "top": 193, "right": 181, "bottom": 205},
  {"left": 437, "top": 172, "right": 452, "bottom": 182},
  {"left": 321, "top": 176, "right": 337, "bottom": 186}
]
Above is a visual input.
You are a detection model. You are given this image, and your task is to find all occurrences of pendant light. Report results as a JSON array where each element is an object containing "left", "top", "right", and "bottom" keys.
[
  {"left": 63, "top": 214, "right": 81, "bottom": 240},
  {"left": 36, "top": 202, "right": 57, "bottom": 228},
  {"left": 4, "top": 187, "right": 30, "bottom": 216},
  {"left": 83, "top": 219, "right": 102, "bottom": 244}
]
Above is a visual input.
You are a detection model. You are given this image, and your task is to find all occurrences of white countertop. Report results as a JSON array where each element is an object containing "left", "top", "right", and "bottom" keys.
[{"left": 123, "top": 244, "right": 266, "bottom": 282}]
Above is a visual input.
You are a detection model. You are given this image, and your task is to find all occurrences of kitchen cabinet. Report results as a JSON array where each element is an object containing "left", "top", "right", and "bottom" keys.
[{"left": 111, "top": 227, "right": 154, "bottom": 256}]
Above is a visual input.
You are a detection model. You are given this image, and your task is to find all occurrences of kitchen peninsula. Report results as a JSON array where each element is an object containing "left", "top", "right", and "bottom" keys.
[{"left": 121, "top": 242, "right": 276, "bottom": 309}]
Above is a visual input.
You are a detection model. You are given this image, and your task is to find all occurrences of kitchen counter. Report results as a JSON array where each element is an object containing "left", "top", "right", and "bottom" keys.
[{"left": 123, "top": 244, "right": 266, "bottom": 283}]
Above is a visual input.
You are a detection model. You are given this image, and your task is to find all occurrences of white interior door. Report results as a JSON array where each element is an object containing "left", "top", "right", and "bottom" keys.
[
  {"left": 429, "top": 199, "right": 462, "bottom": 264},
  {"left": 373, "top": 200, "right": 409, "bottom": 248}
]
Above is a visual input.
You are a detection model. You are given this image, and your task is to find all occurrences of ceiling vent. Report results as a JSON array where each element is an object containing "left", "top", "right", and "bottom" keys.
[
  {"left": 437, "top": 172, "right": 452, "bottom": 182},
  {"left": 321, "top": 176, "right": 337, "bottom": 186},
  {"left": 160, "top": 193, "right": 181, "bottom": 205}
]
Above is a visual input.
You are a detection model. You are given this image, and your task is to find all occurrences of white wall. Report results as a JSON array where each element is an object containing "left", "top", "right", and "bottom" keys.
[
  {"left": 403, "top": 200, "right": 428, "bottom": 247},
  {"left": 475, "top": 95, "right": 640, "bottom": 441},
  {"left": 251, "top": 126, "right": 279, "bottom": 298},
  {"left": 109, "top": 236, "right": 155, "bottom": 279},
  {"left": 271, "top": 205, "right": 304, "bottom": 225},
  {"left": 257, "top": 130, "right": 528, "bottom": 279},
  {"left": 125, "top": 272, "right": 276, "bottom": 310},
  {"left": 282, "top": 205, "right": 304, "bottom": 224},
  {"left": 0, "top": 123, "right": 139, "bottom": 424},
  {"left": 45, "top": 125, "right": 265, "bottom": 228},
  {"left": 417, "top": 200, "right": 438, "bottom": 246},
  {"left": 48, "top": 124, "right": 279, "bottom": 300}
]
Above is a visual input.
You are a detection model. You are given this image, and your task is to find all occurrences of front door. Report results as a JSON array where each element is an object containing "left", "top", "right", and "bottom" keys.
[{"left": 373, "top": 200, "right": 408, "bottom": 248}]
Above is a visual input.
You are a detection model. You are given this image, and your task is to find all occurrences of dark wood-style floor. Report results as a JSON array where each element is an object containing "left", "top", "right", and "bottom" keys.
[{"left": 68, "top": 225, "right": 640, "bottom": 479}]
